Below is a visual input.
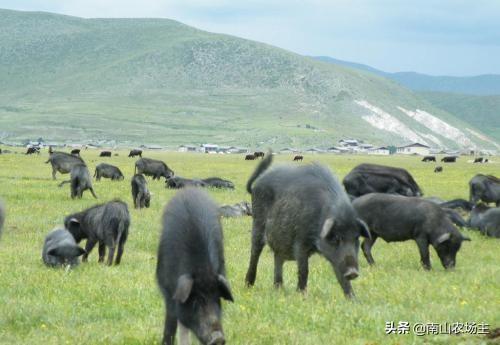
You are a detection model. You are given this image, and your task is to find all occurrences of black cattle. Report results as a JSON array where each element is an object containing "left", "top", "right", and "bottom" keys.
[
  {"left": 434, "top": 166, "right": 443, "bottom": 173},
  {"left": 422, "top": 156, "right": 436, "bottom": 162},
  {"left": 254, "top": 151, "right": 265, "bottom": 159},
  {"left": 157, "top": 188, "right": 233, "bottom": 345},
  {"left": 219, "top": 201, "right": 252, "bottom": 218},
  {"left": 26, "top": 146, "right": 40, "bottom": 155},
  {"left": 94, "top": 163, "right": 124, "bottom": 181},
  {"left": 135, "top": 158, "right": 174, "bottom": 181},
  {"left": 59, "top": 164, "right": 97, "bottom": 199},
  {"left": 100, "top": 151, "right": 112, "bottom": 157},
  {"left": 64, "top": 200, "right": 130, "bottom": 265},
  {"left": 245, "top": 152, "right": 370, "bottom": 298},
  {"left": 128, "top": 149, "right": 142, "bottom": 158},
  {"left": 469, "top": 174, "right": 500, "bottom": 206},
  {"left": 166, "top": 176, "right": 206, "bottom": 189},
  {"left": 245, "top": 154, "right": 255, "bottom": 160},
  {"left": 131, "top": 174, "right": 151, "bottom": 209},
  {"left": 468, "top": 204, "right": 500, "bottom": 238},
  {"left": 441, "top": 156, "right": 457, "bottom": 163},
  {"left": 42, "top": 229, "right": 85, "bottom": 267},
  {"left": 201, "top": 177, "right": 235, "bottom": 189},
  {"left": 46, "top": 151, "right": 85, "bottom": 180},
  {"left": 0, "top": 200, "right": 5, "bottom": 238},
  {"left": 343, "top": 163, "right": 422, "bottom": 197},
  {"left": 353, "top": 193, "right": 470, "bottom": 270},
  {"left": 293, "top": 155, "right": 303, "bottom": 161},
  {"left": 71, "top": 149, "right": 81, "bottom": 156}
]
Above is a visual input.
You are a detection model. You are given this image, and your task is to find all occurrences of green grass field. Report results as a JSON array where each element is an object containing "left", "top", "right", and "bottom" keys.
[{"left": 0, "top": 150, "right": 498, "bottom": 345}]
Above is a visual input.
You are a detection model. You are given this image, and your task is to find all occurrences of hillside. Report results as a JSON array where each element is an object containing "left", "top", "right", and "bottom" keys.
[
  {"left": 315, "top": 56, "right": 500, "bottom": 96},
  {"left": 0, "top": 9, "right": 497, "bottom": 150},
  {"left": 419, "top": 92, "right": 500, "bottom": 142}
]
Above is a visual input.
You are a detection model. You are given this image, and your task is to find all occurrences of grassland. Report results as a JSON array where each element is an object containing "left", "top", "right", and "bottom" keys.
[{"left": 0, "top": 150, "right": 498, "bottom": 345}]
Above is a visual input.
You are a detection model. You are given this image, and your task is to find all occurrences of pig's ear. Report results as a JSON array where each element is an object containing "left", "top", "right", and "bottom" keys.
[
  {"left": 76, "top": 247, "right": 86, "bottom": 256},
  {"left": 217, "top": 275, "right": 234, "bottom": 302},
  {"left": 436, "top": 232, "right": 451, "bottom": 244},
  {"left": 68, "top": 218, "right": 80, "bottom": 227},
  {"left": 174, "top": 274, "right": 194, "bottom": 303},
  {"left": 320, "top": 218, "right": 334, "bottom": 239},
  {"left": 357, "top": 219, "right": 371, "bottom": 239}
]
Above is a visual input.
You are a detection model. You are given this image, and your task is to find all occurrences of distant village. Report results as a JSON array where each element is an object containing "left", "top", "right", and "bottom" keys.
[{"left": 1, "top": 138, "right": 496, "bottom": 156}]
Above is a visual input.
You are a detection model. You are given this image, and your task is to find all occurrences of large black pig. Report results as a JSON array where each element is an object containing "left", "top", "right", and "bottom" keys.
[
  {"left": 156, "top": 188, "right": 234, "bottom": 345},
  {"left": 353, "top": 193, "right": 470, "bottom": 270},
  {"left": 245, "top": 152, "right": 370, "bottom": 298}
]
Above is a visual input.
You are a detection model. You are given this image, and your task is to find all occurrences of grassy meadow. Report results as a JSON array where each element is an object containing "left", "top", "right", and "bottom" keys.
[{"left": 0, "top": 150, "right": 498, "bottom": 345}]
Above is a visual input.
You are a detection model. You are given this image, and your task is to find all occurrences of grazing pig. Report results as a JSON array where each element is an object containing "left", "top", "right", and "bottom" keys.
[
  {"left": 219, "top": 201, "right": 252, "bottom": 218},
  {"left": 422, "top": 156, "right": 436, "bottom": 162},
  {"left": 469, "top": 174, "right": 500, "bottom": 206},
  {"left": 26, "top": 146, "right": 40, "bottom": 155},
  {"left": 135, "top": 158, "right": 174, "bottom": 181},
  {"left": 468, "top": 204, "right": 500, "bottom": 238},
  {"left": 157, "top": 188, "right": 234, "bottom": 345},
  {"left": 441, "top": 156, "right": 457, "bottom": 163},
  {"left": 131, "top": 174, "right": 151, "bottom": 209},
  {"left": 59, "top": 164, "right": 97, "bottom": 199},
  {"left": 201, "top": 177, "right": 235, "bottom": 189},
  {"left": 128, "top": 149, "right": 142, "bottom": 158},
  {"left": 343, "top": 163, "right": 422, "bottom": 197},
  {"left": 245, "top": 154, "right": 255, "bottom": 160},
  {"left": 100, "top": 151, "right": 112, "bottom": 157},
  {"left": 353, "top": 193, "right": 470, "bottom": 270},
  {"left": 254, "top": 151, "right": 265, "bottom": 159},
  {"left": 293, "top": 155, "right": 303, "bottom": 161},
  {"left": 434, "top": 166, "right": 443, "bottom": 173},
  {"left": 64, "top": 200, "right": 130, "bottom": 265},
  {"left": 46, "top": 151, "right": 85, "bottom": 180},
  {"left": 0, "top": 200, "right": 5, "bottom": 238},
  {"left": 245, "top": 153, "right": 370, "bottom": 297},
  {"left": 473, "top": 157, "right": 484, "bottom": 163},
  {"left": 42, "top": 229, "right": 85, "bottom": 267},
  {"left": 166, "top": 176, "right": 206, "bottom": 189},
  {"left": 94, "top": 163, "right": 124, "bottom": 181}
]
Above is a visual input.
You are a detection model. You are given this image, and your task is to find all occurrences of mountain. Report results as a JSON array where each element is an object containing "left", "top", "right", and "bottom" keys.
[
  {"left": 419, "top": 92, "right": 500, "bottom": 142},
  {"left": 314, "top": 56, "right": 500, "bottom": 96},
  {"left": 0, "top": 9, "right": 497, "bottom": 150}
]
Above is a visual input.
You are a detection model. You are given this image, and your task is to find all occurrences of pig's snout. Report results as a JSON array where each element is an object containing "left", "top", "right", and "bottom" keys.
[
  {"left": 208, "top": 331, "right": 225, "bottom": 345},
  {"left": 343, "top": 267, "right": 359, "bottom": 280}
]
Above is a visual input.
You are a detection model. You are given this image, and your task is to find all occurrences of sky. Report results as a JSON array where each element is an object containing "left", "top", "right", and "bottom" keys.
[{"left": 2, "top": 0, "right": 500, "bottom": 76}]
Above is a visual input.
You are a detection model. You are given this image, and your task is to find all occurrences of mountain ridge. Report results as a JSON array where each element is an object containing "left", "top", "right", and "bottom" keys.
[{"left": 0, "top": 9, "right": 497, "bottom": 150}]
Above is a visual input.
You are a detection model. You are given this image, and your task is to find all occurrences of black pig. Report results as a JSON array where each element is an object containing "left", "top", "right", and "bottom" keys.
[
  {"left": 42, "top": 229, "right": 85, "bottom": 267},
  {"left": 353, "top": 193, "right": 470, "bottom": 270},
  {"left": 59, "top": 163, "right": 97, "bottom": 199},
  {"left": 245, "top": 152, "right": 370, "bottom": 298},
  {"left": 131, "top": 174, "right": 151, "bottom": 209},
  {"left": 94, "top": 163, "right": 124, "bottom": 181},
  {"left": 156, "top": 188, "right": 234, "bottom": 345},
  {"left": 64, "top": 200, "right": 130, "bottom": 265}
]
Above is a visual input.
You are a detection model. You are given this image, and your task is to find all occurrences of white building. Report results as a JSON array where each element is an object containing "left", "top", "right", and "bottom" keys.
[
  {"left": 369, "top": 146, "right": 391, "bottom": 155},
  {"left": 397, "top": 143, "right": 430, "bottom": 156},
  {"left": 200, "top": 144, "right": 219, "bottom": 153},
  {"left": 178, "top": 145, "right": 197, "bottom": 152}
]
